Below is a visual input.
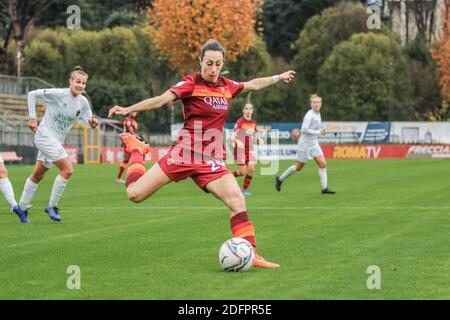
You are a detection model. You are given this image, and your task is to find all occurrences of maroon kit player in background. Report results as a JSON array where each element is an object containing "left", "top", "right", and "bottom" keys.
[
  {"left": 231, "top": 103, "right": 264, "bottom": 196},
  {"left": 108, "top": 39, "right": 295, "bottom": 269},
  {"left": 116, "top": 112, "right": 139, "bottom": 183}
]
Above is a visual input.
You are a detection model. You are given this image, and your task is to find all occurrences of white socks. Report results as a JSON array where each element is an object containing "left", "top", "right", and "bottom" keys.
[
  {"left": 279, "top": 165, "right": 328, "bottom": 190},
  {"left": 0, "top": 178, "right": 17, "bottom": 209},
  {"left": 319, "top": 168, "right": 328, "bottom": 190},
  {"left": 49, "top": 175, "right": 68, "bottom": 208},
  {"left": 279, "top": 165, "right": 298, "bottom": 181},
  {"left": 19, "top": 177, "right": 39, "bottom": 211},
  {"left": 18, "top": 175, "right": 69, "bottom": 211}
]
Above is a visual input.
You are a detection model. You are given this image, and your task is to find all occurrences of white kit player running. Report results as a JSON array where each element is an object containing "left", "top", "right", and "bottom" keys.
[
  {"left": 275, "top": 94, "right": 335, "bottom": 194},
  {"left": 15, "top": 66, "right": 98, "bottom": 222}
]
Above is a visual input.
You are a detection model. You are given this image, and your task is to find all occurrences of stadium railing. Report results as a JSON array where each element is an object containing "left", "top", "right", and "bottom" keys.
[{"left": 0, "top": 74, "right": 55, "bottom": 96}]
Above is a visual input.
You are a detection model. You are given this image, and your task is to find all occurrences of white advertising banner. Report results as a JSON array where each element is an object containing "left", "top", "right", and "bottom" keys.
[
  {"left": 320, "top": 122, "right": 368, "bottom": 144},
  {"left": 171, "top": 122, "right": 450, "bottom": 147},
  {"left": 389, "top": 122, "right": 450, "bottom": 144},
  {"left": 256, "top": 144, "right": 298, "bottom": 160}
]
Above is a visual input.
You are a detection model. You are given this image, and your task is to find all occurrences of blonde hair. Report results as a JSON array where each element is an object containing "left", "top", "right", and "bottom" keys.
[
  {"left": 310, "top": 94, "right": 322, "bottom": 103},
  {"left": 70, "top": 65, "right": 88, "bottom": 79}
]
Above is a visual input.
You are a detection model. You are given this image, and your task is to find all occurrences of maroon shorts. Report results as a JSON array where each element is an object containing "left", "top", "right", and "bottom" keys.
[
  {"left": 158, "top": 148, "right": 231, "bottom": 191},
  {"left": 234, "top": 148, "right": 256, "bottom": 165}
]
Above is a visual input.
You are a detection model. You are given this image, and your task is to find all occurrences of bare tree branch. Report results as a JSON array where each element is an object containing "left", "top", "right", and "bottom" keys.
[
  {"left": 0, "top": 0, "right": 54, "bottom": 73},
  {"left": 405, "top": 0, "right": 438, "bottom": 42},
  {"left": 25, "top": 0, "right": 53, "bottom": 34}
]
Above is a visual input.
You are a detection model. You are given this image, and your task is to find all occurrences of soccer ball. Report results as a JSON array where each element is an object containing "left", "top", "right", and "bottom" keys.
[{"left": 219, "top": 237, "right": 255, "bottom": 272}]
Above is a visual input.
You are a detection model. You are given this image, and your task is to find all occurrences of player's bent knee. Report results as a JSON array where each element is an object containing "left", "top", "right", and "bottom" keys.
[
  {"left": 31, "top": 172, "right": 44, "bottom": 183},
  {"left": 127, "top": 187, "right": 147, "bottom": 203},
  {"left": 61, "top": 169, "right": 73, "bottom": 179},
  {"left": 127, "top": 189, "right": 140, "bottom": 203}
]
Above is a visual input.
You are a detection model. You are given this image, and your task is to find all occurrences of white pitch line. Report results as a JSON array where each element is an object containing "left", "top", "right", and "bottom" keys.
[
  {"left": 71, "top": 206, "right": 450, "bottom": 211},
  {"left": 0, "top": 212, "right": 203, "bottom": 251}
]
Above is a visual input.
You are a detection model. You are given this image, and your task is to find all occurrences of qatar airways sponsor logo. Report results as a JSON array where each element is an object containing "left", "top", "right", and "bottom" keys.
[
  {"left": 243, "top": 128, "right": 256, "bottom": 136},
  {"left": 203, "top": 96, "right": 228, "bottom": 111},
  {"left": 407, "top": 145, "right": 450, "bottom": 155}
]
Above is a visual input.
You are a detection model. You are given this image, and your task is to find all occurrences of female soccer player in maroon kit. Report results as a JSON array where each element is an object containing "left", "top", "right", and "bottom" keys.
[
  {"left": 108, "top": 39, "right": 295, "bottom": 268},
  {"left": 116, "top": 112, "right": 139, "bottom": 183},
  {"left": 231, "top": 103, "right": 263, "bottom": 196}
]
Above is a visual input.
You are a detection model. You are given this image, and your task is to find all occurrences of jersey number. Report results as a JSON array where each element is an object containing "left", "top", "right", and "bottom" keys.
[{"left": 207, "top": 160, "right": 225, "bottom": 172}]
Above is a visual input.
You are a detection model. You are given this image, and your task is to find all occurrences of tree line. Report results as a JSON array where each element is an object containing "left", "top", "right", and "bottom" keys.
[{"left": 0, "top": 0, "right": 448, "bottom": 132}]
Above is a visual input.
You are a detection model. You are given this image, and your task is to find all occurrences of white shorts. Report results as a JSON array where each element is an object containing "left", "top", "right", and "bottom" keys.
[
  {"left": 0, "top": 154, "right": 3, "bottom": 164},
  {"left": 35, "top": 134, "right": 67, "bottom": 168},
  {"left": 296, "top": 141, "right": 323, "bottom": 163}
]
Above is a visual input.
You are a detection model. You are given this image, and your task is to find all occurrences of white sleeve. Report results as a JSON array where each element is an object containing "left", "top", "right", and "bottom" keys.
[
  {"left": 301, "top": 112, "right": 321, "bottom": 135},
  {"left": 27, "top": 88, "right": 64, "bottom": 119},
  {"left": 79, "top": 96, "right": 93, "bottom": 124}
]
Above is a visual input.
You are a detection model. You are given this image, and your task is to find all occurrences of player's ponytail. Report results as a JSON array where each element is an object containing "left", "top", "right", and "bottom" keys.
[
  {"left": 70, "top": 65, "right": 88, "bottom": 79},
  {"left": 242, "top": 92, "right": 253, "bottom": 111}
]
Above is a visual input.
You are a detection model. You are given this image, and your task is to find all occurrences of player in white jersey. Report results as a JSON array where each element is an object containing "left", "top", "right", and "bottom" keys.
[
  {"left": 275, "top": 94, "right": 335, "bottom": 194},
  {"left": 15, "top": 66, "right": 99, "bottom": 222},
  {"left": 0, "top": 155, "right": 29, "bottom": 222}
]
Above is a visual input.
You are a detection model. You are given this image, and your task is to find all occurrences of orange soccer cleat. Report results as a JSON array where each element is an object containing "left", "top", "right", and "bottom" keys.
[
  {"left": 253, "top": 255, "right": 280, "bottom": 268},
  {"left": 120, "top": 133, "right": 150, "bottom": 155}
]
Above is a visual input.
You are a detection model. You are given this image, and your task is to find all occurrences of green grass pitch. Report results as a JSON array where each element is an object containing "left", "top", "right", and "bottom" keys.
[{"left": 1, "top": 159, "right": 449, "bottom": 299}]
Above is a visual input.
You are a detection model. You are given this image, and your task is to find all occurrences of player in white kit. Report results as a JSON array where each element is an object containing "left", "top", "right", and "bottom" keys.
[
  {"left": 275, "top": 94, "right": 335, "bottom": 194},
  {"left": 0, "top": 155, "right": 28, "bottom": 222},
  {"left": 15, "top": 66, "right": 98, "bottom": 222}
]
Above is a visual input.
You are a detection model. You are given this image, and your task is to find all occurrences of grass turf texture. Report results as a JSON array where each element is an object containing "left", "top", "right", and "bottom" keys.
[{"left": 1, "top": 159, "right": 449, "bottom": 299}]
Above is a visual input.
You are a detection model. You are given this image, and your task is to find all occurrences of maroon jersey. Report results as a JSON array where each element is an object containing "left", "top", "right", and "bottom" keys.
[
  {"left": 169, "top": 72, "right": 244, "bottom": 159},
  {"left": 234, "top": 117, "right": 258, "bottom": 152},
  {"left": 123, "top": 116, "right": 138, "bottom": 135}
]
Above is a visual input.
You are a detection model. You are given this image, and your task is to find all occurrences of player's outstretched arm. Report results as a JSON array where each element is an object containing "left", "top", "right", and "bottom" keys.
[
  {"left": 108, "top": 90, "right": 176, "bottom": 118},
  {"left": 242, "top": 70, "right": 296, "bottom": 92}
]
